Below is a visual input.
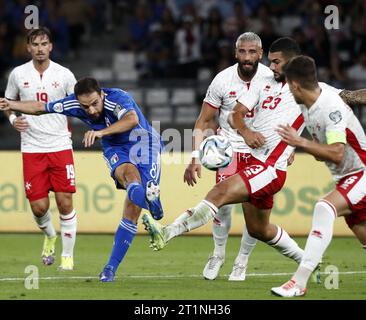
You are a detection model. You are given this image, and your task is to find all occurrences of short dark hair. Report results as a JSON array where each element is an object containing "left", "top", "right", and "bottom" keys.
[
  {"left": 74, "top": 77, "right": 102, "bottom": 97},
  {"left": 27, "top": 27, "right": 52, "bottom": 44},
  {"left": 269, "top": 37, "right": 301, "bottom": 59},
  {"left": 283, "top": 55, "right": 318, "bottom": 90}
]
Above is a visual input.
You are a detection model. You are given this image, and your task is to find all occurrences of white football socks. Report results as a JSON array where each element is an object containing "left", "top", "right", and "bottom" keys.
[
  {"left": 59, "top": 209, "right": 77, "bottom": 258},
  {"left": 212, "top": 205, "right": 233, "bottom": 258},
  {"left": 165, "top": 200, "right": 218, "bottom": 241},
  {"left": 236, "top": 225, "right": 258, "bottom": 264},
  {"left": 33, "top": 209, "right": 56, "bottom": 238},
  {"left": 267, "top": 225, "right": 303, "bottom": 264},
  {"left": 294, "top": 200, "right": 336, "bottom": 288}
]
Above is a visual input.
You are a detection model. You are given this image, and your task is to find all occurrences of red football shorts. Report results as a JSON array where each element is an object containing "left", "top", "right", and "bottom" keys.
[
  {"left": 336, "top": 170, "right": 366, "bottom": 229},
  {"left": 215, "top": 152, "right": 252, "bottom": 183},
  {"left": 22, "top": 149, "right": 76, "bottom": 201},
  {"left": 238, "top": 157, "right": 286, "bottom": 209}
]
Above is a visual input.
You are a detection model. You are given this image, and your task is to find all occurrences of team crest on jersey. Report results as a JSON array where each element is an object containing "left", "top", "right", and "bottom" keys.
[
  {"left": 23, "top": 81, "right": 30, "bottom": 88},
  {"left": 53, "top": 102, "right": 64, "bottom": 113},
  {"left": 329, "top": 111, "right": 342, "bottom": 124},
  {"left": 105, "top": 117, "right": 111, "bottom": 127},
  {"left": 111, "top": 153, "right": 119, "bottom": 165},
  {"left": 264, "top": 85, "right": 271, "bottom": 92},
  {"left": 52, "top": 81, "right": 60, "bottom": 88}
]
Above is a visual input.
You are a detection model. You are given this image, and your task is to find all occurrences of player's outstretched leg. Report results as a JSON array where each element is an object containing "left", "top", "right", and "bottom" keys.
[{"left": 143, "top": 200, "right": 218, "bottom": 251}]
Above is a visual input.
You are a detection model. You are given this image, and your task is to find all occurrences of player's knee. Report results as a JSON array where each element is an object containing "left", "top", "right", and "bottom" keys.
[
  {"left": 30, "top": 203, "right": 49, "bottom": 217},
  {"left": 115, "top": 164, "right": 140, "bottom": 187},
  {"left": 207, "top": 184, "right": 228, "bottom": 207},
  {"left": 55, "top": 194, "right": 73, "bottom": 214}
]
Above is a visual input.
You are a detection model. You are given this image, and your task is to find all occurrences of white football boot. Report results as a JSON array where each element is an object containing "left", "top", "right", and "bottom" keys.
[
  {"left": 203, "top": 255, "right": 224, "bottom": 280},
  {"left": 228, "top": 256, "right": 248, "bottom": 281},
  {"left": 271, "top": 279, "right": 307, "bottom": 297}
]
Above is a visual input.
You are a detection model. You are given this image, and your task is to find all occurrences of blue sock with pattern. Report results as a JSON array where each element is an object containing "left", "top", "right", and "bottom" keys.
[
  {"left": 106, "top": 218, "right": 137, "bottom": 272},
  {"left": 126, "top": 182, "right": 147, "bottom": 209}
]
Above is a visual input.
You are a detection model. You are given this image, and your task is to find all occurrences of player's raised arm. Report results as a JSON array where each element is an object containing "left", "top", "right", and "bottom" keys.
[
  {"left": 83, "top": 110, "right": 139, "bottom": 148},
  {"left": 184, "top": 102, "right": 218, "bottom": 186},
  {"left": 0, "top": 98, "right": 46, "bottom": 115},
  {"left": 277, "top": 124, "right": 345, "bottom": 165},
  {"left": 229, "top": 101, "right": 265, "bottom": 149}
]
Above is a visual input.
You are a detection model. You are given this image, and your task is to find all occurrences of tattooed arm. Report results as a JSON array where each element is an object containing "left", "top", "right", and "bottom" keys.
[{"left": 339, "top": 89, "right": 366, "bottom": 107}]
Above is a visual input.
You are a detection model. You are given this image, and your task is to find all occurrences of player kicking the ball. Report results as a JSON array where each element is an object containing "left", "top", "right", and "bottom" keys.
[
  {"left": 272, "top": 55, "right": 366, "bottom": 297},
  {"left": 0, "top": 77, "right": 164, "bottom": 282}
]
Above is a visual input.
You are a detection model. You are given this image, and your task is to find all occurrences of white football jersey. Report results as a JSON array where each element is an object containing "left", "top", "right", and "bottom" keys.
[
  {"left": 5, "top": 60, "right": 76, "bottom": 153},
  {"left": 238, "top": 78, "right": 305, "bottom": 171},
  {"left": 203, "top": 63, "right": 273, "bottom": 152},
  {"left": 300, "top": 85, "right": 366, "bottom": 182}
]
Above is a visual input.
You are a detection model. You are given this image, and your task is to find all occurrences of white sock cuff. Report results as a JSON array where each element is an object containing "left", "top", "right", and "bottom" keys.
[
  {"left": 267, "top": 225, "right": 282, "bottom": 245},
  {"left": 202, "top": 200, "right": 218, "bottom": 217},
  {"left": 316, "top": 200, "right": 337, "bottom": 219},
  {"left": 60, "top": 209, "right": 77, "bottom": 222},
  {"left": 33, "top": 209, "right": 52, "bottom": 226},
  {"left": 363, "top": 245, "right": 366, "bottom": 251}
]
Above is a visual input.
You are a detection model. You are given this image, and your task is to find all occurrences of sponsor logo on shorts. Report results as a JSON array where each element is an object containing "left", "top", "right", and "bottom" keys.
[
  {"left": 243, "top": 165, "right": 264, "bottom": 177},
  {"left": 111, "top": 153, "right": 119, "bottom": 165},
  {"left": 340, "top": 175, "right": 358, "bottom": 190},
  {"left": 53, "top": 102, "right": 64, "bottom": 113}
]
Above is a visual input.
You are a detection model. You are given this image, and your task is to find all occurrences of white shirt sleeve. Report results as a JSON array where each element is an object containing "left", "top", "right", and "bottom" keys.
[
  {"left": 319, "top": 82, "right": 343, "bottom": 95},
  {"left": 203, "top": 75, "right": 223, "bottom": 109},
  {"left": 323, "top": 102, "right": 348, "bottom": 144},
  {"left": 64, "top": 69, "right": 77, "bottom": 95},
  {"left": 237, "top": 83, "right": 261, "bottom": 111},
  {"left": 4, "top": 69, "right": 19, "bottom": 100}
]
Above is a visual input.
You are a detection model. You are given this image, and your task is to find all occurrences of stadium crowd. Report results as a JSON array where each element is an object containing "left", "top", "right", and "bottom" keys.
[{"left": 0, "top": 0, "right": 366, "bottom": 87}]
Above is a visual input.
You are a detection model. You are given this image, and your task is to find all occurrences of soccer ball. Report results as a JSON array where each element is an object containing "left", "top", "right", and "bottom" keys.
[{"left": 199, "top": 135, "right": 233, "bottom": 171}]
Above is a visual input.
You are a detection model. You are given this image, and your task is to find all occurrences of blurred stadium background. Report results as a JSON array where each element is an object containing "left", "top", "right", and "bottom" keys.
[{"left": 1, "top": 0, "right": 366, "bottom": 301}]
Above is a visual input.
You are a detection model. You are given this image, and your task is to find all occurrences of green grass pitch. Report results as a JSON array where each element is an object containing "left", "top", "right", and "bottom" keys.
[{"left": 0, "top": 234, "right": 365, "bottom": 300}]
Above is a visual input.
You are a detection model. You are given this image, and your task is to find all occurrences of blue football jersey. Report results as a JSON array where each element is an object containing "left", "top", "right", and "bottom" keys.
[{"left": 45, "top": 88, "right": 163, "bottom": 150}]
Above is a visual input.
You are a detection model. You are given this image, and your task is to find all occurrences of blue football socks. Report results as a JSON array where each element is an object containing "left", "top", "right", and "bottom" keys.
[
  {"left": 126, "top": 182, "right": 148, "bottom": 210},
  {"left": 105, "top": 218, "right": 137, "bottom": 272}
]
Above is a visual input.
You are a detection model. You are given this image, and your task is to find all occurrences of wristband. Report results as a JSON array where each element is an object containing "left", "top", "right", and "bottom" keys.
[
  {"left": 191, "top": 150, "right": 200, "bottom": 158},
  {"left": 9, "top": 114, "right": 17, "bottom": 126}
]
